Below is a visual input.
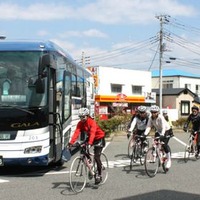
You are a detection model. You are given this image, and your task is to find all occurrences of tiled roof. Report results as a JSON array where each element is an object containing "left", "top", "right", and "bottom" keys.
[
  {"left": 152, "top": 88, "right": 197, "bottom": 96},
  {"left": 193, "top": 96, "right": 200, "bottom": 104},
  {"left": 152, "top": 69, "right": 200, "bottom": 78}
]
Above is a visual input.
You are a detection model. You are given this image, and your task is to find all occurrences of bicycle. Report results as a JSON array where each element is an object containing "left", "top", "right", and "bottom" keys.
[
  {"left": 127, "top": 130, "right": 138, "bottom": 158},
  {"left": 144, "top": 135, "right": 171, "bottom": 177},
  {"left": 130, "top": 134, "right": 149, "bottom": 169},
  {"left": 184, "top": 130, "right": 198, "bottom": 162},
  {"left": 127, "top": 133, "right": 135, "bottom": 158},
  {"left": 69, "top": 141, "right": 109, "bottom": 193}
]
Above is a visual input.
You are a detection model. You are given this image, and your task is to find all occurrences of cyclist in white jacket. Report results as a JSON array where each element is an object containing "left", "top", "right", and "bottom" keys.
[
  {"left": 128, "top": 106, "right": 149, "bottom": 148},
  {"left": 144, "top": 105, "right": 172, "bottom": 169}
]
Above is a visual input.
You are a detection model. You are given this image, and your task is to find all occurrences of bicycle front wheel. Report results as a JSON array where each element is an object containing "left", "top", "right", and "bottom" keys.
[
  {"left": 128, "top": 137, "right": 134, "bottom": 158},
  {"left": 144, "top": 147, "right": 159, "bottom": 177},
  {"left": 130, "top": 145, "right": 136, "bottom": 170},
  {"left": 184, "top": 139, "right": 193, "bottom": 163},
  {"left": 69, "top": 156, "right": 87, "bottom": 193},
  {"left": 139, "top": 145, "right": 145, "bottom": 165}
]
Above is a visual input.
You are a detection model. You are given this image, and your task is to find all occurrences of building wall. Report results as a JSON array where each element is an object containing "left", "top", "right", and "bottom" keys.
[
  {"left": 97, "top": 66, "right": 152, "bottom": 95},
  {"left": 162, "top": 96, "right": 177, "bottom": 109},
  {"left": 152, "top": 76, "right": 200, "bottom": 95},
  {"left": 179, "top": 77, "right": 200, "bottom": 93}
]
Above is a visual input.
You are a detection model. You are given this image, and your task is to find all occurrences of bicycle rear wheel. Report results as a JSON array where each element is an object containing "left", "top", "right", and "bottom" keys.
[
  {"left": 144, "top": 147, "right": 159, "bottom": 177},
  {"left": 69, "top": 156, "right": 87, "bottom": 193},
  {"left": 94, "top": 153, "right": 109, "bottom": 185}
]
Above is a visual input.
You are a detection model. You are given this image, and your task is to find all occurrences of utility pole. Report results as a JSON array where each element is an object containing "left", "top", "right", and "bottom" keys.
[
  {"left": 155, "top": 14, "right": 169, "bottom": 109},
  {"left": 81, "top": 51, "right": 85, "bottom": 67},
  {"left": 81, "top": 51, "right": 90, "bottom": 68}
]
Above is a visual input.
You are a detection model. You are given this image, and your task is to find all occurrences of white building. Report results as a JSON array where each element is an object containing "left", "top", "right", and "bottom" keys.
[
  {"left": 152, "top": 69, "right": 200, "bottom": 95},
  {"left": 87, "top": 66, "right": 156, "bottom": 118},
  {"left": 152, "top": 69, "right": 200, "bottom": 120}
]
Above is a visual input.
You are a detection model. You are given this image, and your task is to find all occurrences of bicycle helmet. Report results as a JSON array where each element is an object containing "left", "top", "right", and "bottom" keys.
[
  {"left": 78, "top": 107, "right": 90, "bottom": 117},
  {"left": 191, "top": 105, "right": 199, "bottom": 111},
  {"left": 138, "top": 106, "right": 147, "bottom": 112},
  {"left": 162, "top": 110, "right": 168, "bottom": 114},
  {"left": 150, "top": 105, "right": 160, "bottom": 112}
]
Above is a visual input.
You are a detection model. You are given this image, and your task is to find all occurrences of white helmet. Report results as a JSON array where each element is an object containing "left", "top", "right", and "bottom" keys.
[
  {"left": 138, "top": 106, "right": 147, "bottom": 112},
  {"left": 78, "top": 107, "right": 90, "bottom": 117},
  {"left": 163, "top": 110, "right": 168, "bottom": 114},
  {"left": 150, "top": 105, "right": 160, "bottom": 112}
]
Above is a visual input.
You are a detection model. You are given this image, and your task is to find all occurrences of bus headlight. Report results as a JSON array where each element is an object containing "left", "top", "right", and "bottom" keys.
[{"left": 24, "top": 146, "right": 42, "bottom": 154}]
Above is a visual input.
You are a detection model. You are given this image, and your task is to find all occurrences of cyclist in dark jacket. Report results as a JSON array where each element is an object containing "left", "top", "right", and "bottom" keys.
[{"left": 183, "top": 105, "right": 200, "bottom": 158}]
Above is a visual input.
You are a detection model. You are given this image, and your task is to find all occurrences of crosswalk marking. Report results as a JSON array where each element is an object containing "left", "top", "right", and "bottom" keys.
[{"left": 107, "top": 152, "right": 189, "bottom": 168}]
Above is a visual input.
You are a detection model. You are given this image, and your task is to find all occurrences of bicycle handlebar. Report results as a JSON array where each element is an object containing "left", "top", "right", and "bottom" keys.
[
  {"left": 154, "top": 134, "right": 171, "bottom": 140},
  {"left": 135, "top": 134, "right": 145, "bottom": 138}
]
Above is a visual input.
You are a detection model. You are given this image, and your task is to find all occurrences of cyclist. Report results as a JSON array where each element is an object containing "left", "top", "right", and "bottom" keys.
[
  {"left": 68, "top": 107, "right": 105, "bottom": 184},
  {"left": 163, "top": 110, "right": 174, "bottom": 137},
  {"left": 127, "top": 105, "right": 149, "bottom": 151},
  {"left": 144, "top": 105, "right": 172, "bottom": 169},
  {"left": 183, "top": 105, "right": 200, "bottom": 158},
  {"left": 127, "top": 107, "right": 139, "bottom": 131}
]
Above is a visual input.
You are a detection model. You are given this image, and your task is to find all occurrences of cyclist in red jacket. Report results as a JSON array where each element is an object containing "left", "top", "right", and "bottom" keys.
[{"left": 68, "top": 107, "right": 105, "bottom": 184}]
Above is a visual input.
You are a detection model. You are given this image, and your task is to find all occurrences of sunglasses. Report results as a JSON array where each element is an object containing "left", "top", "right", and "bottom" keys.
[
  {"left": 79, "top": 116, "right": 87, "bottom": 119},
  {"left": 151, "top": 112, "right": 158, "bottom": 114}
]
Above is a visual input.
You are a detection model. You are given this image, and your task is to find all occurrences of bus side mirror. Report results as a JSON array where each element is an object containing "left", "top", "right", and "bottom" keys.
[
  {"left": 35, "top": 76, "right": 45, "bottom": 94},
  {"left": 35, "top": 54, "right": 50, "bottom": 94},
  {"left": 38, "top": 54, "right": 50, "bottom": 77}
]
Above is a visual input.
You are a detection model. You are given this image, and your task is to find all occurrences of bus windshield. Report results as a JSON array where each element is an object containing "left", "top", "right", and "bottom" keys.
[{"left": 0, "top": 51, "right": 47, "bottom": 108}]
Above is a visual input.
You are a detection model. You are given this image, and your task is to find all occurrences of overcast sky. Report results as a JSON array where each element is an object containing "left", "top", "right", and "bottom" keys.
[{"left": 1, "top": 0, "right": 200, "bottom": 74}]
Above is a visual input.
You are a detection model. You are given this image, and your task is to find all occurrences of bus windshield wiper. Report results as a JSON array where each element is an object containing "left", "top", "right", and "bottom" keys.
[{"left": 0, "top": 104, "right": 34, "bottom": 115}]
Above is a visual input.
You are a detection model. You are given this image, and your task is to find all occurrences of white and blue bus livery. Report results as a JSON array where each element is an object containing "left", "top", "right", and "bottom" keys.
[{"left": 0, "top": 40, "right": 94, "bottom": 166}]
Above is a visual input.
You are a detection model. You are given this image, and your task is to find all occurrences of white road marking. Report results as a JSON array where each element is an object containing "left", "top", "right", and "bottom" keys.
[
  {"left": 0, "top": 179, "right": 9, "bottom": 183},
  {"left": 172, "top": 136, "right": 187, "bottom": 146}
]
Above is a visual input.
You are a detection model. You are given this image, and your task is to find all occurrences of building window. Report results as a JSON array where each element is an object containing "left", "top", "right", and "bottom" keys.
[
  {"left": 185, "top": 84, "right": 191, "bottom": 89},
  {"left": 196, "top": 85, "right": 200, "bottom": 96},
  {"left": 132, "top": 86, "right": 142, "bottom": 95},
  {"left": 111, "top": 84, "right": 122, "bottom": 93},
  {"left": 163, "top": 80, "right": 173, "bottom": 89},
  {"left": 181, "top": 101, "right": 190, "bottom": 115}
]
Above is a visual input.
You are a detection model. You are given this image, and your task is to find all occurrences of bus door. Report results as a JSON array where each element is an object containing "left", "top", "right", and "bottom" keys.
[
  {"left": 61, "top": 71, "right": 72, "bottom": 147},
  {"left": 48, "top": 67, "right": 61, "bottom": 162}
]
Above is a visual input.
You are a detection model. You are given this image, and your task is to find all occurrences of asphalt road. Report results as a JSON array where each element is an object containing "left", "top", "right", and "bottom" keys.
[{"left": 0, "top": 130, "right": 200, "bottom": 200}]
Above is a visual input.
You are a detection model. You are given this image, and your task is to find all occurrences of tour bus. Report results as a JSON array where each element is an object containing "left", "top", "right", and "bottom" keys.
[{"left": 0, "top": 40, "right": 95, "bottom": 166}]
